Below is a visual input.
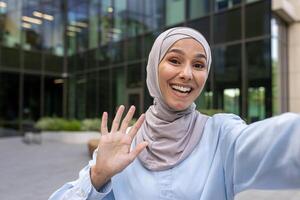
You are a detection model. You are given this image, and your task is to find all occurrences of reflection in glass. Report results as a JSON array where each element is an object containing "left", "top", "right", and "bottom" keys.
[
  {"left": 215, "top": 0, "right": 241, "bottom": 11},
  {"left": 166, "top": 0, "right": 185, "bottom": 27},
  {"left": 112, "top": 67, "right": 125, "bottom": 109},
  {"left": 113, "top": 0, "right": 127, "bottom": 41},
  {"left": 224, "top": 88, "right": 240, "bottom": 115},
  {"left": 144, "top": 0, "right": 164, "bottom": 32},
  {"left": 127, "top": 0, "right": 145, "bottom": 37},
  {"left": 248, "top": 87, "right": 265, "bottom": 122},
  {"left": 1, "top": 0, "right": 22, "bottom": 48},
  {"left": 246, "top": 39, "right": 272, "bottom": 118},
  {"left": 127, "top": 36, "right": 142, "bottom": 61},
  {"left": 89, "top": 0, "right": 99, "bottom": 49},
  {"left": 214, "top": 9, "right": 241, "bottom": 43},
  {"left": 189, "top": 0, "right": 209, "bottom": 19},
  {"left": 213, "top": 44, "right": 241, "bottom": 113}
]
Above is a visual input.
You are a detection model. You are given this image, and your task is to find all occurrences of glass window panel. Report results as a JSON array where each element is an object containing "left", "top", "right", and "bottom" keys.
[
  {"left": 144, "top": 32, "right": 156, "bottom": 57},
  {"left": 24, "top": 50, "right": 42, "bottom": 71},
  {"left": 98, "top": 70, "right": 110, "bottom": 114},
  {"left": 0, "top": 46, "right": 20, "bottom": 69},
  {"left": 248, "top": 87, "right": 265, "bottom": 122},
  {"left": 215, "top": 0, "right": 241, "bottom": 11},
  {"left": 127, "top": 62, "right": 142, "bottom": 88},
  {"left": 186, "top": 17, "right": 210, "bottom": 44},
  {"left": 213, "top": 44, "right": 242, "bottom": 113},
  {"left": 127, "top": 36, "right": 142, "bottom": 61},
  {"left": 109, "top": 41, "right": 125, "bottom": 64},
  {"left": 144, "top": 0, "right": 164, "bottom": 32},
  {"left": 2, "top": 1, "right": 22, "bottom": 48},
  {"left": 44, "top": 53, "right": 63, "bottom": 73},
  {"left": 112, "top": 67, "right": 125, "bottom": 108},
  {"left": 245, "top": 0, "right": 270, "bottom": 38},
  {"left": 44, "top": 76, "right": 63, "bottom": 117},
  {"left": 246, "top": 39, "right": 271, "bottom": 85},
  {"left": 0, "top": 72, "right": 19, "bottom": 122},
  {"left": 246, "top": 39, "right": 272, "bottom": 118},
  {"left": 86, "top": 49, "right": 98, "bottom": 69},
  {"left": 246, "top": 0, "right": 261, "bottom": 3},
  {"left": 113, "top": 0, "right": 127, "bottom": 41},
  {"left": 75, "top": 74, "right": 86, "bottom": 119},
  {"left": 127, "top": 0, "right": 145, "bottom": 37},
  {"left": 223, "top": 88, "right": 240, "bottom": 114},
  {"left": 214, "top": 8, "right": 241, "bottom": 44},
  {"left": 21, "top": 6, "right": 43, "bottom": 51},
  {"left": 166, "top": 0, "right": 185, "bottom": 27},
  {"left": 99, "top": 0, "right": 113, "bottom": 45},
  {"left": 97, "top": 45, "right": 110, "bottom": 67},
  {"left": 189, "top": 0, "right": 210, "bottom": 19},
  {"left": 23, "top": 74, "right": 41, "bottom": 121},
  {"left": 86, "top": 72, "right": 97, "bottom": 118},
  {"left": 89, "top": 0, "right": 100, "bottom": 48}
]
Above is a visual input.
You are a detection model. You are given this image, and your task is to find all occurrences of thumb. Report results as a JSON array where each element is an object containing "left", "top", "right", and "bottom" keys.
[{"left": 128, "top": 142, "right": 148, "bottom": 161}]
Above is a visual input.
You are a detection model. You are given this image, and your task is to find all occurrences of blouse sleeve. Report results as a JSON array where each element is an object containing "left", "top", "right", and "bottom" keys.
[
  {"left": 48, "top": 149, "right": 115, "bottom": 200},
  {"left": 217, "top": 113, "right": 300, "bottom": 197}
]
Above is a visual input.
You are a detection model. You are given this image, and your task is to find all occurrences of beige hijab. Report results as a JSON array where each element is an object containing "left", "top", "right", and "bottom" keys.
[{"left": 136, "top": 27, "right": 212, "bottom": 171}]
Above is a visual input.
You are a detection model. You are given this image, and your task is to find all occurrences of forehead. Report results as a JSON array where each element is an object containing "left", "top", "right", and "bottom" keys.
[{"left": 167, "top": 38, "right": 206, "bottom": 56}]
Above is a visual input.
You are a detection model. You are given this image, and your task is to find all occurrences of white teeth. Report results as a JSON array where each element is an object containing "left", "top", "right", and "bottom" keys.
[{"left": 171, "top": 85, "right": 192, "bottom": 93}]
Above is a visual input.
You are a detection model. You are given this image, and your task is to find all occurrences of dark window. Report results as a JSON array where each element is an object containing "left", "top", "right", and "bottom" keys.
[
  {"left": 213, "top": 44, "right": 242, "bottom": 114},
  {"left": 23, "top": 74, "right": 41, "bottom": 121},
  {"left": 0, "top": 72, "right": 19, "bottom": 121},
  {"left": 127, "top": 36, "right": 142, "bottom": 61},
  {"left": 246, "top": 39, "right": 272, "bottom": 119},
  {"left": 127, "top": 62, "right": 142, "bottom": 88},
  {"left": 24, "top": 50, "right": 42, "bottom": 71},
  {"left": 44, "top": 53, "right": 63, "bottom": 73},
  {"left": 112, "top": 67, "right": 125, "bottom": 109},
  {"left": 44, "top": 76, "right": 63, "bottom": 117},
  {"left": 214, "top": 8, "right": 241, "bottom": 44},
  {"left": 86, "top": 72, "right": 97, "bottom": 118},
  {"left": 245, "top": 0, "right": 271, "bottom": 38},
  {"left": 187, "top": 17, "right": 210, "bottom": 44},
  {"left": 98, "top": 70, "right": 110, "bottom": 115},
  {"left": 0, "top": 46, "right": 20, "bottom": 69}
]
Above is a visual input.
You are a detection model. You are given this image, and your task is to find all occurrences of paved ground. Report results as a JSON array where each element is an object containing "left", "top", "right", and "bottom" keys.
[{"left": 0, "top": 137, "right": 299, "bottom": 200}]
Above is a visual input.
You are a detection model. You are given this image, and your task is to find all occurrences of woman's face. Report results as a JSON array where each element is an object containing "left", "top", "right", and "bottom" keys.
[{"left": 158, "top": 38, "right": 208, "bottom": 111}]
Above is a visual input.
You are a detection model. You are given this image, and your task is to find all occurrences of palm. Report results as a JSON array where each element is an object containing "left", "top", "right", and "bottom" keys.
[{"left": 95, "top": 105, "right": 148, "bottom": 178}]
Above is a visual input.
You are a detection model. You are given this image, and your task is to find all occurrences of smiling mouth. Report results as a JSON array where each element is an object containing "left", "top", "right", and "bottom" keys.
[{"left": 170, "top": 84, "right": 193, "bottom": 94}]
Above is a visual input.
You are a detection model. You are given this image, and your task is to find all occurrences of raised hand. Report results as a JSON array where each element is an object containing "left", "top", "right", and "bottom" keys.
[{"left": 91, "top": 105, "right": 148, "bottom": 189}]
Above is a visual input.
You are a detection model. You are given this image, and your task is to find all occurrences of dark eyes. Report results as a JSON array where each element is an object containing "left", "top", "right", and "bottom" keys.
[
  {"left": 169, "top": 58, "right": 180, "bottom": 65},
  {"left": 194, "top": 63, "right": 206, "bottom": 70}
]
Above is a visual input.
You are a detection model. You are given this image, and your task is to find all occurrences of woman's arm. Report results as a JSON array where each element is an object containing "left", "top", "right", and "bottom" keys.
[
  {"left": 49, "top": 105, "right": 148, "bottom": 200},
  {"left": 219, "top": 113, "right": 300, "bottom": 197}
]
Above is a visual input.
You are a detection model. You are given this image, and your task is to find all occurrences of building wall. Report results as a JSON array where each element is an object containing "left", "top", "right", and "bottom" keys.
[{"left": 288, "top": 22, "right": 300, "bottom": 112}]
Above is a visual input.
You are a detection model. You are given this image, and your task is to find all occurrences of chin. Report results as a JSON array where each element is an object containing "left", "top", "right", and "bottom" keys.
[{"left": 169, "top": 102, "right": 191, "bottom": 111}]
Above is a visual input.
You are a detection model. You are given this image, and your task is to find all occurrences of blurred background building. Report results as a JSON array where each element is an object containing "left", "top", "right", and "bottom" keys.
[{"left": 0, "top": 0, "right": 299, "bottom": 135}]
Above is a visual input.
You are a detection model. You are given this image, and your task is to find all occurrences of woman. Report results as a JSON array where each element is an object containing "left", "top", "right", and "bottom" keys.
[{"left": 49, "top": 27, "right": 300, "bottom": 200}]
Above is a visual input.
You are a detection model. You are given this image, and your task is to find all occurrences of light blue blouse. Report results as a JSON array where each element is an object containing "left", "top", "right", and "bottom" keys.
[{"left": 49, "top": 113, "right": 300, "bottom": 200}]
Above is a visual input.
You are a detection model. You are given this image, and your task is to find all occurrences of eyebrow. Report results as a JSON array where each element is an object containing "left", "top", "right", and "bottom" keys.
[{"left": 167, "top": 48, "right": 207, "bottom": 60}]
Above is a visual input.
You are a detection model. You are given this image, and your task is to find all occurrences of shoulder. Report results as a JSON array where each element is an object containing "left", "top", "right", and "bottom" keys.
[{"left": 208, "top": 113, "right": 247, "bottom": 131}]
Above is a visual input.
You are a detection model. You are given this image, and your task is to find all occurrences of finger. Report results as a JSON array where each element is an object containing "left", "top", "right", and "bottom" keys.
[
  {"left": 101, "top": 112, "right": 108, "bottom": 135},
  {"left": 128, "top": 141, "right": 148, "bottom": 162},
  {"left": 111, "top": 105, "right": 125, "bottom": 133},
  {"left": 128, "top": 114, "right": 145, "bottom": 139},
  {"left": 119, "top": 105, "right": 136, "bottom": 133}
]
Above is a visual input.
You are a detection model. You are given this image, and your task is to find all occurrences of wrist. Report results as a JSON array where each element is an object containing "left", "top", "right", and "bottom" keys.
[{"left": 90, "top": 165, "right": 111, "bottom": 190}]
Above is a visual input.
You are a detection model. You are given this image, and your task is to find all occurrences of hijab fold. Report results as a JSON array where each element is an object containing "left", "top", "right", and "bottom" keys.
[{"left": 136, "top": 27, "right": 212, "bottom": 171}]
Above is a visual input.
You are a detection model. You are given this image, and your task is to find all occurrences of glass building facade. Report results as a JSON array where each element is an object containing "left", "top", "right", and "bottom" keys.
[{"left": 0, "top": 0, "right": 284, "bottom": 134}]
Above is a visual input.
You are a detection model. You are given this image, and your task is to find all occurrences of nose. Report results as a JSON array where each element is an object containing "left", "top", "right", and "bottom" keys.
[{"left": 179, "top": 64, "right": 193, "bottom": 80}]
